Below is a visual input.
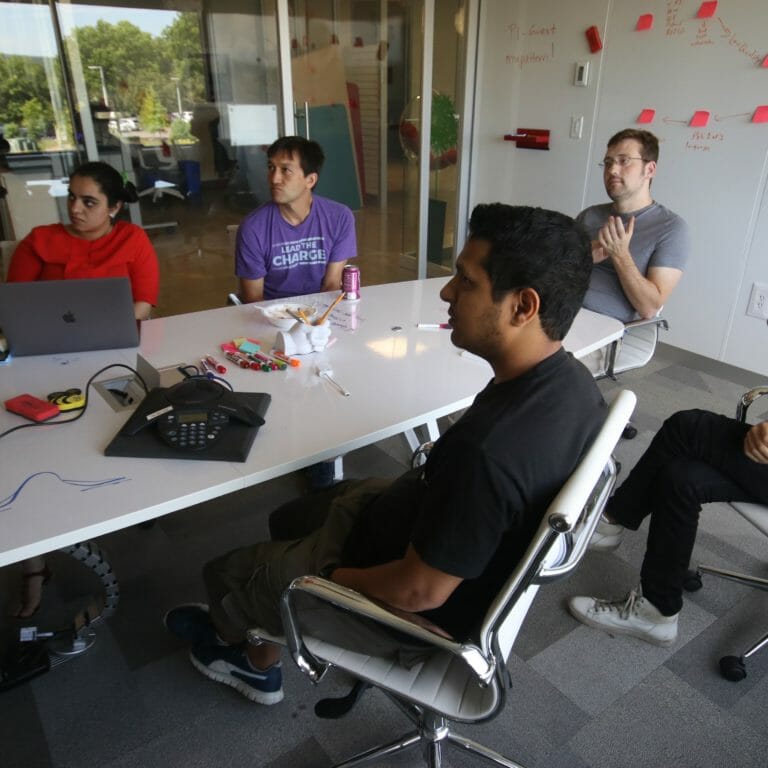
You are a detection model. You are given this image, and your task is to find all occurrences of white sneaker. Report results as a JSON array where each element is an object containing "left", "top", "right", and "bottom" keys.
[
  {"left": 588, "top": 514, "right": 625, "bottom": 551},
  {"left": 568, "top": 589, "right": 679, "bottom": 647}
]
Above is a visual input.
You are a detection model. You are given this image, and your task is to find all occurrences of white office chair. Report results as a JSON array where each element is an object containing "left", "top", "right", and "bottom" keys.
[
  {"left": 598, "top": 315, "right": 669, "bottom": 382},
  {"left": 589, "top": 313, "right": 668, "bottom": 439},
  {"left": 137, "top": 147, "right": 185, "bottom": 202},
  {"left": 248, "top": 390, "right": 636, "bottom": 768},
  {"left": 687, "top": 385, "right": 768, "bottom": 682}
]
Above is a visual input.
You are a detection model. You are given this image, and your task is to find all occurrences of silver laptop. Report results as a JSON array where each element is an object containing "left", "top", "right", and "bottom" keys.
[{"left": 0, "top": 277, "right": 139, "bottom": 356}]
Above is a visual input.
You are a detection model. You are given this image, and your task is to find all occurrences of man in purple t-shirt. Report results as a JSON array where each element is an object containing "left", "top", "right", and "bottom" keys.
[{"left": 235, "top": 136, "right": 357, "bottom": 302}]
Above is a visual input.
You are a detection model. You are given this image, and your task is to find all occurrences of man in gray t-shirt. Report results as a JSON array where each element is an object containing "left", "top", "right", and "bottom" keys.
[{"left": 577, "top": 129, "right": 689, "bottom": 323}]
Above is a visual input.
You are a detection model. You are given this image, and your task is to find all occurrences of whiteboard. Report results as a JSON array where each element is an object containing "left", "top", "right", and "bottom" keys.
[
  {"left": 221, "top": 104, "right": 279, "bottom": 146},
  {"left": 472, "top": 0, "right": 768, "bottom": 374},
  {"left": 593, "top": 0, "right": 768, "bottom": 372}
]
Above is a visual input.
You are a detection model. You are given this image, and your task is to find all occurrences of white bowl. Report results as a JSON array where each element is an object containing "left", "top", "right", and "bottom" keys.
[{"left": 258, "top": 302, "right": 317, "bottom": 330}]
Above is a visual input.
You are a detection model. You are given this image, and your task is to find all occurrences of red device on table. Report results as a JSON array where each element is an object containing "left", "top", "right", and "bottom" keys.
[{"left": 5, "top": 394, "right": 61, "bottom": 422}]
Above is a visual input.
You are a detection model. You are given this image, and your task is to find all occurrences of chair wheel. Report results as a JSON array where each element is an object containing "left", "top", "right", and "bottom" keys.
[
  {"left": 719, "top": 655, "right": 747, "bottom": 682},
  {"left": 621, "top": 424, "right": 638, "bottom": 440},
  {"left": 683, "top": 569, "right": 703, "bottom": 592}
]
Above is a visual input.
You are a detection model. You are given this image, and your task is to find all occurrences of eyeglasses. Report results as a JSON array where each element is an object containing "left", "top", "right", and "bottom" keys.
[{"left": 599, "top": 155, "right": 646, "bottom": 169}]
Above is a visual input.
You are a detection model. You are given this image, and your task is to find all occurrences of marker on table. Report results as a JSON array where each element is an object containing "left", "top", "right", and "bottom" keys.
[
  {"left": 223, "top": 351, "right": 251, "bottom": 369},
  {"left": 205, "top": 355, "right": 227, "bottom": 374},
  {"left": 271, "top": 349, "right": 301, "bottom": 367},
  {"left": 259, "top": 352, "right": 288, "bottom": 370},
  {"left": 248, "top": 352, "right": 276, "bottom": 371},
  {"left": 417, "top": 322, "right": 450, "bottom": 329}
]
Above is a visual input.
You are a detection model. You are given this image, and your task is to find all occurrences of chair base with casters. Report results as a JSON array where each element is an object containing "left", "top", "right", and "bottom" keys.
[
  {"left": 248, "top": 390, "right": 636, "bottom": 768},
  {"left": 138, "top": 179, "right": 185, "bottom": 203},
  {"left": 685, "top": 386, "right": 768, "bottom": 682}
]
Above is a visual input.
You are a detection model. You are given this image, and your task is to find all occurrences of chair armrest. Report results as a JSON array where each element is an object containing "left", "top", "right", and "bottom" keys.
[
  {"left": 411, "top": 440, "right": 434, "bottom": 468},
  {"left": 623, "top": 316, "right": 669, "bottom": 332},
  {"left": 280, "top": 575, "right": 496, "bottom": 684},
  {"left": 736, "top": 386, "right": 768, "bottom": 422}
]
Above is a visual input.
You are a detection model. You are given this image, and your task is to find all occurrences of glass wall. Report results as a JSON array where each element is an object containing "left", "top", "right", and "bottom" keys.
[{"left": 0, "top": 0, "right": 473, "bottom": 315}]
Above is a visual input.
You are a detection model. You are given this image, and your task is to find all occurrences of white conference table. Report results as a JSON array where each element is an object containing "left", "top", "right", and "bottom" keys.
[{"left": 0, "top": 277, "right": 623, "bottom": 568}]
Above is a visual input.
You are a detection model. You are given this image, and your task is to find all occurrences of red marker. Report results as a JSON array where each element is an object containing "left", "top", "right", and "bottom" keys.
[
  {"left": 245, "top": 353, "right": 272, "bottom": 371},
  {"left": 205, "top": 355, "right": 227, "bottom": 374},
  {"left": 223, "top": 351, "right": 250, "bottom": 369},
  {"left": 252, "top": 351, "right": 281, "bottom": 370}
]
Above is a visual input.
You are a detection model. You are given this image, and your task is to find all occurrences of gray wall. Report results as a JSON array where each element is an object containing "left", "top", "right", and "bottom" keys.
[{"left": 470, "top": 0, "right": 768, "bottom": 376}]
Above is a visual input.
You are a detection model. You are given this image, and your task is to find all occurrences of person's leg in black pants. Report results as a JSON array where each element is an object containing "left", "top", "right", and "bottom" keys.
[
  {"left": 607, "top": 409, "right": 768, "bottom": 615},
  {"left": 569, "top": 409, "right": 768, "bottom": 645}
]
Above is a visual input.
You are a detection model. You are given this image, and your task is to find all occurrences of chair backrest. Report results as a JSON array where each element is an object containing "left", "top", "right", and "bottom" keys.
[
  {"left": 138, "top": 146, "right": 177, "bottom": 171},
  {"left": 480, "top": 388, "right": 637, "bottom": 662},
  {"left": 608, "top": 315, "right": 668, "bottom": 378},
  {"left": 730, "top": 385, "right": 768, "bottom": 536},
  {"left": 736, "top": 386, "right": 768, "bottom": 422},
  {"left": 0, "top": 239, "right": 18, "bottom": 281}
]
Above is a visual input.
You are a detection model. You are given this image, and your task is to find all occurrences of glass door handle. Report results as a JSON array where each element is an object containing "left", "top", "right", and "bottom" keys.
[{"left": 293, "top": 101, "right": 310, "bottom": 138}]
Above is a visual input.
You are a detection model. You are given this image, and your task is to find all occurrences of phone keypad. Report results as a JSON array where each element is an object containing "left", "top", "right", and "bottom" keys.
[{"left": 158, "top": 410, "right": 230, "bottom": 450}]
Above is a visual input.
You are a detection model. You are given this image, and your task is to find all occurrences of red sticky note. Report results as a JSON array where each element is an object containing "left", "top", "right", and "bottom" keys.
[
  {"left": 636, "top": 14, "right": 654, "bottom": 31},
  {"left": 637, "top": 109, "right": 656, "bottom": 124},
  {"left": 696, "top": 1, "right": 717, "bottom": 19},
  {"left": 689, "top": 110, "right": 710, "bottom": 127},
  {"left": 752, "top": 106, "right": 768, "bottom": 124},
  {"left": 762, "top": 55, "right": 768, "bottom": 68}
]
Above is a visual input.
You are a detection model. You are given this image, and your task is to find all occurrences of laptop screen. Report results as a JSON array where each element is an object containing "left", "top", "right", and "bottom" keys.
[{"left": 0, "top": 277, "right": 140, "bottom": 356}]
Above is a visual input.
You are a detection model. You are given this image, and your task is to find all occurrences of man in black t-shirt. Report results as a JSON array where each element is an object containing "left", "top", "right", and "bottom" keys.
[{"left": 165, "top": 204, "right": 607, "bottom": 705}]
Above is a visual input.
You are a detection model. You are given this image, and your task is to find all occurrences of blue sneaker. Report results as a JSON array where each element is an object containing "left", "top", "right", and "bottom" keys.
[
  {"left": 164, "top": 603, "right": 221, "bottom": 647},
  {"left": 190, "top": 643, "right": 284, "bottom": 704}
]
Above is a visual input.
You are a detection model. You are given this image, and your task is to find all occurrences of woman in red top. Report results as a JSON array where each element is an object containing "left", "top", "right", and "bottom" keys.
[
  {"left": 9, "top": 160, "right": 159, "bottom": 320},
  {"left": 7, "top": 162, "right": 159, "bottom": 618}
]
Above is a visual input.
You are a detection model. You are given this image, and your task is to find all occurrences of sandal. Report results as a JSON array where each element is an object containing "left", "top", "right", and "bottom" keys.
[{"left": 8, "top": 565, "right": 52, "bottom": 620}]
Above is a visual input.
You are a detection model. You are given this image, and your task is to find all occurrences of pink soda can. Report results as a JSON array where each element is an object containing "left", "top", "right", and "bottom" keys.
[{"left": 342, "top": 264, "right": 361, "bottom": 301}]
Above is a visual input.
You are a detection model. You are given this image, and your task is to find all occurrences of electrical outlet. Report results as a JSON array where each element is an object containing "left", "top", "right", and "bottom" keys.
[{"left": 746, "top": 282, "right": 768, "bottom": 319}]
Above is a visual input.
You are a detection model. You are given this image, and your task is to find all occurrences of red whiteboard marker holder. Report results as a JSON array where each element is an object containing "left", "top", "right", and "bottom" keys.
[
  {"left": 586, "top": 26, "right": 603, "bottom": 53},
  {"left": 503, "top": 129, "right": 550, "bottom": 150}
]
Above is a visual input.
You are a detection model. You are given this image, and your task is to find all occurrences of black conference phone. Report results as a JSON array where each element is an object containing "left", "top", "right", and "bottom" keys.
[{"left": 105, "top": 378, "right": 271, "bottom": 462}]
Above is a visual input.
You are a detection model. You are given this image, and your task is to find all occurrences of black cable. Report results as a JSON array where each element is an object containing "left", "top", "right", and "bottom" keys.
[{"left": 0, "top": 363, "right": 148, "bottom": 440}]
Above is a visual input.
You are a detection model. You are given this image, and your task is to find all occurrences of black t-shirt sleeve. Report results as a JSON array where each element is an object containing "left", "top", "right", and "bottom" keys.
[{"left": 410, "top": 436, "right": 523, "bottom": 580}]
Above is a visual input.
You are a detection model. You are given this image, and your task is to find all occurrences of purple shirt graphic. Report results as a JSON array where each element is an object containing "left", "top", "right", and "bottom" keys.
[{"left": 235, "top": 196, "right": 357, "bottom": 300}]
